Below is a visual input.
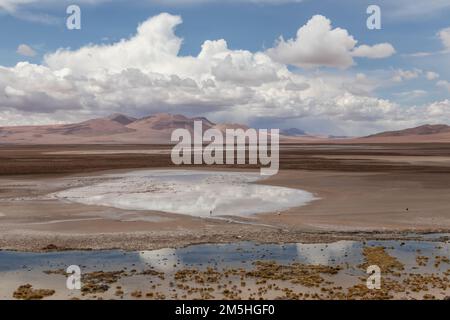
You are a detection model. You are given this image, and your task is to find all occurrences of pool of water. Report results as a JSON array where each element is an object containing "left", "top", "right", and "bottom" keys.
[
  {"left": 1, "top": 239, "right": 448, "bottom": 275},
  {"left": 51, "top": 170, "right": 317, "bottom": 218}
]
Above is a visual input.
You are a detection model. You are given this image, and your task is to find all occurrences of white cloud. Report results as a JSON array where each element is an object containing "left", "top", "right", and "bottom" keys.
[
  {"left": 425, "top": 99, "right": 450, "bottom": 117},
  {"left": 266, "top": 15, "right": 394, "bottom": 69},
  {"left": 438, "top": 27, "right": 450, "bottom": 49},
  {"left": 45, "top": 13, "right": 187, "bottom": 75},
  {"left": 426, "top": 71, "right": 440, "bottom": 80},
  {"left": 394, "top": 90, "right": 427, "bottom": 99},
  {"left": 0, "top": 13, "right": 446, "bottom": 135},
  {"left": 392, "top": 69, "right": 422, "bottom": 82},
  {"left": 352, "top": 43, "right": 396, "bottom": 59},
  {"left": 16, "top": 44, "right": 36, "bottom": 57}
]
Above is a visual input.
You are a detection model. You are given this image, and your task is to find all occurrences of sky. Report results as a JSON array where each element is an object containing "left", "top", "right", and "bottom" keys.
[{"left": 1, "top": 0, "right": 450, "bottom": 135}]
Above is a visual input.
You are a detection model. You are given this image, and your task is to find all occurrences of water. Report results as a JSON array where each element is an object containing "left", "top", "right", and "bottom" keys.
[
  {"left": 1, "top": 239, "right": 448, "bottom": 300},
  {"left": 1, "top": 239, "right": 448, "bottom": 274},
  {"left": 52, "top": 170, "right": 317, "bottom": 218}
]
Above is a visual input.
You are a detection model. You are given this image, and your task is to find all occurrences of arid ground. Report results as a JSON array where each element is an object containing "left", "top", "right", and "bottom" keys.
[
  {"left": 1, "top": 144, "right": 449, "bottom": 300},
  {"left": 1, "top": 143, "right": 450, "bottom": 251}
]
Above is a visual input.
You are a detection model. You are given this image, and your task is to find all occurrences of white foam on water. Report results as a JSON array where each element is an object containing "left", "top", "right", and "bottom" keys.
[{"left": 53, "top": 170, "right": 317, "bottom": 218}]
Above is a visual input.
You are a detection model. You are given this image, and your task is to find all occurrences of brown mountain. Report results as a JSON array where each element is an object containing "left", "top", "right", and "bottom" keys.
[
  {"left": 349, "top": 124, "right": 450, "bottom": 143},
  {"left": 0, "top": 113, "right": 260, "bottom": 144},
  {"left": 6, "top": 114, "right": 447, "bottom": 145},
  {"left": 128, "top": 113, "right": 215, "bottom": 131},
  {"left": 366, "top": 124, "right": 450, "bottom": 138},
  {"left": 106, "top": 113, "right": 137, "bottom": 125}
]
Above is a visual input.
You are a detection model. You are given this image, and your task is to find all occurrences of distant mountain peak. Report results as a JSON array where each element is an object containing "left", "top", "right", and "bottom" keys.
[
  {"left": 280, "top": 128, "right": 307, "bottom": 136},
  {"left": 366, "top": 124, "right": 450, "bottom": 138},
  {"left": 192, "top": 116, "right": 216, "bottom": 127},
  {"left": 106, "top": 113, "right": 137, "bottom": 125}
]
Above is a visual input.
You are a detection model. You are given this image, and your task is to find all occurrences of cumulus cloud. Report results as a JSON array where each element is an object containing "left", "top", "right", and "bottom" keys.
[
  {"left": 425, "top": 99, "right": 450, "bottom": 117},
  {"left": 16, "top": 44, "right": 36, "bottom": 57},
  {"left": 352, "top": 43, "right": 396, "bottom": 59},
  {"left": 438, "top": 27, "right": 450, "bottom": 48},
  {"left": 45, "top": 13, "right": 187, "bottom": 75},
  {"left": 392, "top": 69, "right": 422, "bottom": 82},
  {"left": 426, "top": 71, "right": 440, "bottom": 80},
  {"left": 0, "top": 13, "right": 445, "bottom": 135},
  {"left": 267, "top": 15, "right": 356, "bottom": 69},
  {"left": 266, "top": 15, "right": 395, "bottom": 69}
]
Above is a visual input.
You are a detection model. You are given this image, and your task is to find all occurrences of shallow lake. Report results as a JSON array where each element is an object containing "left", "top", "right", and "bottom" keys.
[{"left": 1, "top": 238, "right": 448, "bottom": 275}]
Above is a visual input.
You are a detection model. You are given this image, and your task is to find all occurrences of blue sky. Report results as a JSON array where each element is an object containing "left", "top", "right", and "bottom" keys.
[{"left": 1, "top": 0, "right": 450, "bottom": 135}]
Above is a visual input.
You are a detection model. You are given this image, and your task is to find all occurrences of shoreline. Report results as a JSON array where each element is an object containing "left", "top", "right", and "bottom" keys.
[{"left": 1, "top": 228, "right": 449, "bottom": 253}]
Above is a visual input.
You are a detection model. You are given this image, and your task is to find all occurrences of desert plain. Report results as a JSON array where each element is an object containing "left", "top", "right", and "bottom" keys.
[{"left": 0, "top": 143, "right": 449, "bottom": 300}]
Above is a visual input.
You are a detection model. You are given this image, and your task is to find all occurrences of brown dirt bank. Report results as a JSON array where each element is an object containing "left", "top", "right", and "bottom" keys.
[
  {"left": 1, "top": 227, "right": 448, "bottom": 253},
  {"left": 3, "top": 143, "right": 450, "bottom": 176}
]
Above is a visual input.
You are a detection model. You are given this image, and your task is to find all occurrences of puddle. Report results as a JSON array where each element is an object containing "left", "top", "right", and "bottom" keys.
[{"left": 52, "top": 170, "right": 317, "bottom": 218}]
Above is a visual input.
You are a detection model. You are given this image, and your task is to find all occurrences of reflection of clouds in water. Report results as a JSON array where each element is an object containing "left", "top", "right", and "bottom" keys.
[
  {"left": 296, "top": 241, "right": 359, "bottom": 265},
  {"left": 138, "top": 248, "right": 179, "bottom": 272},
  {"left": 54, "top": 170, "right": 317, "bottom": 218}
]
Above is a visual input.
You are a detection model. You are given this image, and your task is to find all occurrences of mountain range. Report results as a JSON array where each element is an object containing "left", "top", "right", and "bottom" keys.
[
  {"left": 0, "top": 113, "right": 449, "bottom": 144},
  {"left": 0, "top": 113, "right": 242, "bottom": 144},
  {"left": 360, "top": 124, "right": 450, "bottom": 143}
]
